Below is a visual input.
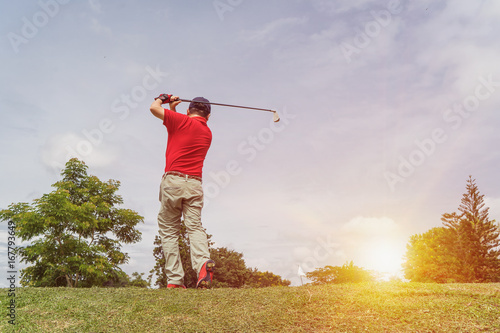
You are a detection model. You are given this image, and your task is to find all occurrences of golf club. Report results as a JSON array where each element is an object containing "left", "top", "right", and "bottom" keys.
[{"left": 179, "top": 98, "right": 280, "bottom": 122}]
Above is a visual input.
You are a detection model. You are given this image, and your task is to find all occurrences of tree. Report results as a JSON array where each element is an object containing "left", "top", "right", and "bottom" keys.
[
  {"left": 441, "top": 176, "right": 500, "bottom": 282},
  {"left": 209, "top": 247, "right": 291, "bottom": 288},
  {"left": 209, "top": 247, "right": 248, "bottom": 288},
  {"left": 305, "top": 266, "right": 338, "bottom": 285},
  {"left": 306, "top": 261, "right": 374, "bottom": 285},
  {"left": 0, "top": 158, "right": 144, "bottom": 287},
  {"left": 402, "top": 227, "right": 460, "bottom": 283},
  {"left": 403, "top": 176, "right": 500, "bottom": 283},
  {"left": 245, "top": 268, "right": 291, "bottom": 288},
  {"left": 129, "top": 272, "right": 150, "bottom": 288},
  {"left": 149, "top": 231, "right": 290, "bottom": 288}
]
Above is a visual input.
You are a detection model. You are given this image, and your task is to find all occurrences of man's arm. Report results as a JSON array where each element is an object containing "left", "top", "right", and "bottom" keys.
[
  {"left": 150, "top": 95, "right": 182, "bottom": 121},
  {"left": 150, "top": 99, "right": 165, "bottom": 120}
]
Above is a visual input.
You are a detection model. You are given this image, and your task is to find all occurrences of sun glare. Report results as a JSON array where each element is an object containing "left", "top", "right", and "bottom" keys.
[{"left": 364, "top": 241, "right": 405, "bottom": 277}]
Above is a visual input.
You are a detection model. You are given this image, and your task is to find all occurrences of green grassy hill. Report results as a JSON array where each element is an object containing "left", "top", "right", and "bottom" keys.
[{"left": 1, "top": 282, "right": 499, "bottom": 332}]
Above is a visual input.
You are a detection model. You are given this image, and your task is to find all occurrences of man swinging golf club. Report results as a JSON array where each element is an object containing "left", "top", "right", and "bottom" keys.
[{"left": 150, "top": 93, "right": 215, "bottom": 289}]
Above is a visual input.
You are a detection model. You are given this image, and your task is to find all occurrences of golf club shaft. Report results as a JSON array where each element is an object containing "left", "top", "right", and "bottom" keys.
[{"left": 179, "top": 99, "right": 275, "bottom": 113}]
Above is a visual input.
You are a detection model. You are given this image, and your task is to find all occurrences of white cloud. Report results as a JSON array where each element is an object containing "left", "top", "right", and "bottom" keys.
[
  {"left": 309, "top": 0, "right": 373, "bottom": 15},
  {"left": 41, "top": 132, "right": 116, "bottom": 173},
  {"left": 90, "top": 17, "right": 112, "bottom": 37},
  {"left": 409, "top": 1, "right": 500, "bottom": 95},
  {"left": 240, "top": 17, "right": 308, "bottom": 44},
  {"left": 88, "top": 0, "right": 102, "bottom": 13},
  {"left": 478, "top": 0, "right": 500, "bottom": 18},
  {"left": 341, "top": 216, "right": 399, "bottom": 236}
]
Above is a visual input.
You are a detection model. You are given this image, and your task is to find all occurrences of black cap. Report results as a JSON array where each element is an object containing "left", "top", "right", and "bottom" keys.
[{"left": 189, "top": 97, "right": 211, "bottom": 114}]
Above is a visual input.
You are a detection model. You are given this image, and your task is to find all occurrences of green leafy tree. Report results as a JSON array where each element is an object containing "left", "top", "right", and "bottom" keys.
[
  {"left": 209, "top": 247, "right": 291, "bottom": 288},
  {"left": 150, "top": 234, "right": 290, "bottom": 288},
  {"left": 129, "top": 272, "right": 150, "bottom": 288},
  {"left": 306, "top": 261, "right": 374, "bottom": 284},
  {"left": 0, "top": 158, "right": 143, "bottom": 287},
  {"left": 209, "top": 247, "right": 248, "bottom": 288},
  {"left": 441, "top": 176, "right": 500, "bottom": 282},
  {"left": 245, "top": 268, "right": 291, "bottom": 287},
  {"left": 402, "top": 227, "right": 460, "bottom": 283},
  {"left": 305, "top": 266, "right": 338, "bottom": 284}
]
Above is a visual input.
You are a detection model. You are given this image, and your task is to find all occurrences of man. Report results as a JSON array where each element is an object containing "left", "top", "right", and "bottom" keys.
[{"left": 150, "top": 94, "right": 215, "bottom": 289}]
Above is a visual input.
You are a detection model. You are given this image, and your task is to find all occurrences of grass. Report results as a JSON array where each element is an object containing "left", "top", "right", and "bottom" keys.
[{"left": 1, "top": 282, "right": 499, "bottom": 332}]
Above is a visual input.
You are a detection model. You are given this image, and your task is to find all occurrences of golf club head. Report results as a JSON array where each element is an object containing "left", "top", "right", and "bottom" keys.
[{"left": 272, "top": 111, "right": 280, "bottom": 122}]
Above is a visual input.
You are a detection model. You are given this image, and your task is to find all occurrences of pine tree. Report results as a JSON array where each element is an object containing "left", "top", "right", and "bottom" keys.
[{"left": 441, "top": 176, "right": 500, "bottom": 282}]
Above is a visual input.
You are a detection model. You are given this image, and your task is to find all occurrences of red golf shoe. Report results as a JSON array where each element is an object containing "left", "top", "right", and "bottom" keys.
[
  {"left": 196, "top": 260, "right": 215, "bottom": 289},
  {"left": 167, "top": 284, "right": 186, "bottom": 289}
]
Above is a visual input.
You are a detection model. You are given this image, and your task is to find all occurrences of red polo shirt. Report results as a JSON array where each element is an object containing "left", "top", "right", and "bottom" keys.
[{"left": 162, "top": 109, "right": 212, "bottom": 178}]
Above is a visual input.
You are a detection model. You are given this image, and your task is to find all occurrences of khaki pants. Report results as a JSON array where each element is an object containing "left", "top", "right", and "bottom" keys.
[{"left": 157, "top": 174, "right": 210, "bottom": 285}]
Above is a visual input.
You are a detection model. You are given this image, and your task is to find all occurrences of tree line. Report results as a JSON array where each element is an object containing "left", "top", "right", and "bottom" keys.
[
  {"left": 0, "top": 159, "right": 289, "bottom": 288},
  {"left": 306, "top": 176, "right": 500, "bottom": 284},
  {"left": 2, "top": 160, "right": 499, "bottom": 287},
  {"left": 148, "top": 227, "right": 290, "bottom": 288}
]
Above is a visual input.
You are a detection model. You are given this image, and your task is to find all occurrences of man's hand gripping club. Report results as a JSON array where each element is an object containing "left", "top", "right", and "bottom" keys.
[{"left": 150, "top": 93, "right": 181, "bottom": 120}]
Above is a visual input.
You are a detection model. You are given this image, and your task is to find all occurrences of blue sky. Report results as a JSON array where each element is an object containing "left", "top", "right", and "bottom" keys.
[{"left": 1, "top": 0, "right": 499, "bottom": 287}]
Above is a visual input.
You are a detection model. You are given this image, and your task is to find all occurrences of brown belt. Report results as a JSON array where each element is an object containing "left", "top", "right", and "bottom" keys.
[{"left": 165, "top": 171, "right": 202, "bottom": 183}]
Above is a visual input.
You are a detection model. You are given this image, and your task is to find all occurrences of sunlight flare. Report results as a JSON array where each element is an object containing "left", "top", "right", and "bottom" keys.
[{"left": 364, "top": 240, "right": 405, "bottom": 276}]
